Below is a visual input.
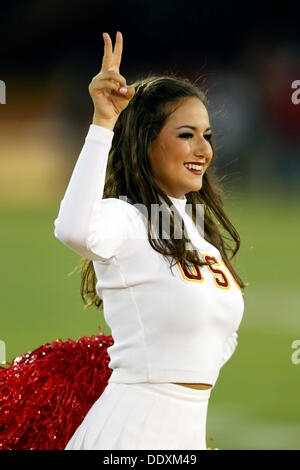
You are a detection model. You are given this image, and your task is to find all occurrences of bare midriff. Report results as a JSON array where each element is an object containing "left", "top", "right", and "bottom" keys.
[{"left": 172, "top": 383, "right": 212, "bottom": 390}]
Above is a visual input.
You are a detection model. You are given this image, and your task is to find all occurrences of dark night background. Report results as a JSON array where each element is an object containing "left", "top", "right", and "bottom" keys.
[{"left": 1, "top": 1, "right": 300, "bottom": 194}]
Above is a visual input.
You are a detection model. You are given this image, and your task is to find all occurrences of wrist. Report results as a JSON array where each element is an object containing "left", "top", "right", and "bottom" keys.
[{"left": 92, "top": 114, "right": 117, "bottom": 131}]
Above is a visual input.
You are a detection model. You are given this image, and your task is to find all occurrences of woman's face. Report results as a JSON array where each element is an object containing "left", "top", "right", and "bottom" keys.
[{"left": 149, "top": 97, "right": 213, "bottom": 199}]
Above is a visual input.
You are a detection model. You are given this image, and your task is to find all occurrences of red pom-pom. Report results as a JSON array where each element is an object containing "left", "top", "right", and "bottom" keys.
[{"left": 0, "top": 328, "right": 114, "bottom": 450}]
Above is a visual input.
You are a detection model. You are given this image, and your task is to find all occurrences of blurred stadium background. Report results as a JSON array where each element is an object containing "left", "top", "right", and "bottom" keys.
[{"left": 0, "top": 0, "right": 300, "bottom": 449}]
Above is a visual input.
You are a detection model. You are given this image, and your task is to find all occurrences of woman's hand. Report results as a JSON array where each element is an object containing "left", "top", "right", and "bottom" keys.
[{"left": 88, "top": 31, "right": 135, "bottom": 129}]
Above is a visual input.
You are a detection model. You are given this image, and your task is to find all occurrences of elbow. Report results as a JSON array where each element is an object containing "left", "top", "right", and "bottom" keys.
[
  {"left": 54, "top": 219, "right": 95, "bottom": 260},
  {"left": 54, "top": 217, "right": 72, "bottom": 245},
  {"left": 54, "top": 218, "right": 84, "bottom": 251},
  {"left": 53, "top": 200, "right": 85, "bottom": 248}
]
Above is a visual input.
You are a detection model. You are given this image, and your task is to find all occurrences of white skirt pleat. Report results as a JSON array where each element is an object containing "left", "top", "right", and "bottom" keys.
[{"left": 65, "top": 382, "right": 212, "bottom": 450}]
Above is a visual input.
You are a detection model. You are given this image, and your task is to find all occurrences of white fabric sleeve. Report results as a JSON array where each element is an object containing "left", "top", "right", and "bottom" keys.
[
  {"left": 54, "top": 124, "right": 135, "bottom": 261},
  {"left": 220, "top": 332, "right": 238, "bottom": 368}
]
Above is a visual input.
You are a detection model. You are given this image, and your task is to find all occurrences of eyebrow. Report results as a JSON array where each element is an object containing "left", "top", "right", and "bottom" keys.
[{"left": 175, "top": 125, "right": 212, "bottom": 132}]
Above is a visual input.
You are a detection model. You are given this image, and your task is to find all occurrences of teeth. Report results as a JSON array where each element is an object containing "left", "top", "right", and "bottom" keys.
[{"left": 184, "top": 163, "right": 203, "bottom": 171}]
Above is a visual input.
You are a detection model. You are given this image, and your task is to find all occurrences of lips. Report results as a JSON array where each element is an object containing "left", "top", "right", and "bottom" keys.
[
  {"left": 184, "top": 162, "right": 204, "bottom": 175},
  {"left": 184, "top": 162, "right": 204, "bottom": 166},
  {"left": 185, "top": 167, "right": 203, "bottom": 175}
]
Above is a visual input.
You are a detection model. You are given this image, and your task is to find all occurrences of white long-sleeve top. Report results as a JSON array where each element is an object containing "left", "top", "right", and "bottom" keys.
[{"left": 54, "top": 124, "right": 244, "bottom": 388}]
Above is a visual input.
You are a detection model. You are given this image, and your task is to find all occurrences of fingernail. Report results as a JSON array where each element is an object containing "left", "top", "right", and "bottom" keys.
[{"left": 119, "top": 87, "right": 128, "bottom": 94}]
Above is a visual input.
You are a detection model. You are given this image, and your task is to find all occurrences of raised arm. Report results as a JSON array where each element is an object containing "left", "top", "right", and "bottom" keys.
[{"left": 54, "top": 31, "right": 136, "bottom": 261}]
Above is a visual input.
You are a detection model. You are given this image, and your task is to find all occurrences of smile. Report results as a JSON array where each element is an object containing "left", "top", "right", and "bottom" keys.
[{"left": 184, "top": 163, "right": 203, "bottom": 175}]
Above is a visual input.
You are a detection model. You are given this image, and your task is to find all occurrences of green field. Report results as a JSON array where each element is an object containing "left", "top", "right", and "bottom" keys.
[{"left": 1, "top": 189, "right": 300, "bottom": 449}]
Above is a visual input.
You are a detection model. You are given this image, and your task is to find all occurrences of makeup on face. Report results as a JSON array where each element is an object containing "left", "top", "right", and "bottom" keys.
[{"left": 149, "top": 97, "right": 213, "bottom": 198}]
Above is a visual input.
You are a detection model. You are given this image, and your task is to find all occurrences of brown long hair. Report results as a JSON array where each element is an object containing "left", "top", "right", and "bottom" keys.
[{"left": 72, "top": 73, "right": 248, "bottom": 310}]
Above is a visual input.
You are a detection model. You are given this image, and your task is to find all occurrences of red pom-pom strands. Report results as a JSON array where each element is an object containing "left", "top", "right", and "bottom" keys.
[{"left": 0, "top": 331, "right": 113, "bottom": 450}]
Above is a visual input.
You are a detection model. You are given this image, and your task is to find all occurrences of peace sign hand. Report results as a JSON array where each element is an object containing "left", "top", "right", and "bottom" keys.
[{"left": 88, "top": 31, "right": 135, "bottom": 130}]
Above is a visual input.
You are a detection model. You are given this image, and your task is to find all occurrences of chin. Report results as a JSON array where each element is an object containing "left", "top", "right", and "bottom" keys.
[{"left": 189, "top": 183, "right": 203, "bottom": 192}]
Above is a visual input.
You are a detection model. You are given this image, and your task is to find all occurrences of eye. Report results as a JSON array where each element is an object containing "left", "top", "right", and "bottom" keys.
[
  {"left": 179, "top": 132, "right": 212, "bottom": 142},
  {"left": 178, "top": 132, "right": 194, "bottom": 139}
]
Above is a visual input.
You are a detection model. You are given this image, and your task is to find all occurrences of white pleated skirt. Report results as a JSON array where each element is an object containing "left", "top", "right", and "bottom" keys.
[{"left": 65, "top": 382, "right": 212, "bottom": 450}]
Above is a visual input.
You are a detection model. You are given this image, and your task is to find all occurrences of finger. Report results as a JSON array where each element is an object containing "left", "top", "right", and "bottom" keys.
[
  {"left": 101, "top": 32, "right": 113, "bottom": 71},
  {"left": 123, "top": 84, "right": 135, "bottom": 98},
  {"left": 117, "top": 84, "right": 135, "bottom": 98},
  {"left": 98, "top": 70, "right": 127, "bottom": 87},
  {"left": 90, "top": 78, "right": 120, "bottom": 94},
  {"left": 112, "top": 31, "right": 123, "bottom": 71}
]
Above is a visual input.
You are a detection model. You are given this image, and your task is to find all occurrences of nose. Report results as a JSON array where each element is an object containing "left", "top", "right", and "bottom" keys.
[{"left": 194, "top": 136, "right": 213, "bottom": 162}]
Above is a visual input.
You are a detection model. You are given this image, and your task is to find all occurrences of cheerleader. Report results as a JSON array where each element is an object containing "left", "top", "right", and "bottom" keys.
[{"left": 53, "top": 31, "right": 246, "bottom": 450}]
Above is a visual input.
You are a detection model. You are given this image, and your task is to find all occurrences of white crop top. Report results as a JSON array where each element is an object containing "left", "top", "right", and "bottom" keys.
[{"left": 54, "top": 124, "right": 244, "bottom": 388}]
